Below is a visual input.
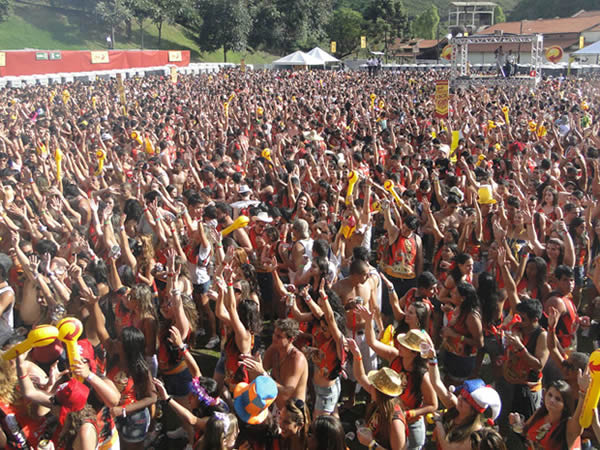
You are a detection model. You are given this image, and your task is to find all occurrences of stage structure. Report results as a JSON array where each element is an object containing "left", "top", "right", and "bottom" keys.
[{"left": 450, "top": 33, "right": 543, "bottom": 88}]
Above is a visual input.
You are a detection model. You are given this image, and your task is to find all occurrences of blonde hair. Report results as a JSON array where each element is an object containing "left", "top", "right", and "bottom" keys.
[{"left": 0, "top": 358, "right": 18, "bottom": 404}]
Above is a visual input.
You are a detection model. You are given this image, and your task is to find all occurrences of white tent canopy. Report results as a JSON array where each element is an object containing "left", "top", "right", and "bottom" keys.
[
  {"left": 272, "top": 51, "right": 323, "bottom": 66},
  {"left": 573, "top": 39, "right": 600, "bottom": 56},
  {"left": 307, "top": 47, "right": 340, "bottom": 63}
]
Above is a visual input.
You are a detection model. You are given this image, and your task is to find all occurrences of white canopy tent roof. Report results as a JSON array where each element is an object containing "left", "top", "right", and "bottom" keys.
[
  {"left": 307, "top": 47, "right": 340, "bottom": 63},
  {"left": 573, "top": 39, "right": 600, "bottom": 56},
  {"left": 272, "top": 51, "right": 323, "bottom": 66}
]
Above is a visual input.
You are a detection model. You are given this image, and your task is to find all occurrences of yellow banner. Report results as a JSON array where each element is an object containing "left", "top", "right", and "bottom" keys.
[
  {"left": 331, "top": 41, "right": 336, "bottom": 53},
  {"left": 434, "top": 80, "right": 449, "bottom": 118},
  {"left": 580, "top": 36, "right": 585, "bottom": 49},
  {"left": 0, "top": 52, "right": 5, "bottom": 67},
  {"left": 168, "top": 51, "right": 182, "bottom": 62},
  {"left": 91, "top": 51, "right": 109, "bottom": 64},
  {"left": 170, "top": 66, "right": 178, "bottom": 84},
  {"left": 360, "top": 36, "right": 366, "bottom": 49}
]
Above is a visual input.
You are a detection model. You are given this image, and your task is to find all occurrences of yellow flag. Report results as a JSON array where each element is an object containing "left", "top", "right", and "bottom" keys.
[
  {"left": 331, "top": 41, "right": 336, "bottom": 53},
  {"left": 450, "top": 131, "right": 460, "bottom": 164},
  {"left": 55, "top": 148, "right": 62, "bottom": 181},
  {"left": 361, "top": 36, "right": 366, "bottom": 48}
]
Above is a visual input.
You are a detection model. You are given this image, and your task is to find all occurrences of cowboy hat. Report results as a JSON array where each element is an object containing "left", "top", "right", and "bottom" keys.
[
  {"left": 396, "top": 329, "right": 432, "bottom": 353},
  {"left": 367, "top": 367, "right": 404, "bottom": 397},
  {"left": 252, "top": 211, "right": 273, "bottom": 223}
]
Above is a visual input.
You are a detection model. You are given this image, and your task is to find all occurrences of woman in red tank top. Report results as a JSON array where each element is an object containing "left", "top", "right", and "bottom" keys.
[{"left": 511, "top": 378, "right": 589, "bottom": 450}]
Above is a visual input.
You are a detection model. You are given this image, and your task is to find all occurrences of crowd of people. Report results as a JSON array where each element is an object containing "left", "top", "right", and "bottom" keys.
[{"left": 0, "top": 67, "right": 598, "bottom": 450}]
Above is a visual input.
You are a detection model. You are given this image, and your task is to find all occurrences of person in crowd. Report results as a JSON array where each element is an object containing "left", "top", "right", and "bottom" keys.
[{"left": 0, "top": 66, "right": 598, "bottom": 450}]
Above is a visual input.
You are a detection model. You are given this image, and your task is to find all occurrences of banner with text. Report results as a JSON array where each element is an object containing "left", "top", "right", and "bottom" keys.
[{"left": 434, "top": 80, "right": 449, "bottom": 118}]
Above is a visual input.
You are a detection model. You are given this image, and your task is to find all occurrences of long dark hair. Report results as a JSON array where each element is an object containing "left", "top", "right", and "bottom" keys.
[
  {"left": 449, "top": 253, "right": 473, "bottom": 284},
  {"left": 478, "top": 272, "right": 500, "bottom": 326},
  {"left": 308, "top": 415, "right": 346, "bottom": 450},
  {"left": 522, "top": 380, "right": 572, "bottom": 449},
  {"left": 236, "top": 412, "right": 279, "bottom": 449},
  {"left": 524, "top": 256, "right": 548, "bottom": 299},
  {"left": 121, "top": 326, "right": 151, "bottom": 399},
  {"left": 456, "top": 281, "right": 480, "bottom": 317},
  {"left": 237, "top": 299, "right": 262, "bottom": 335}
]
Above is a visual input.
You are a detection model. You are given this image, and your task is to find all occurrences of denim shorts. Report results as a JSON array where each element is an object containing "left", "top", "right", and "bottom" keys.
[
  {"left": 193, "top": 280, "right": 211, "bottom": 295},
  {"left": 407, "top": 417, "right": 426, "bottom": 450},
  {"left": 117, "top": 407, "right": 151, "bottom": 443},
  {"left": 314, "top": 377, "right": 341, "bottom": 413},
  {"left": 163, "top": 367, "right": 193, "bottom": 397}
]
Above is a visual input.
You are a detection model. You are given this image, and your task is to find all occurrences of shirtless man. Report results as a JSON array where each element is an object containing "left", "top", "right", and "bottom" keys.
[
  {"left": 332, "top": 258, "right": 381, "bottom": 407},
  {"left": 434, "top": 194, "right": 464, "bottom": 233},
  {"left": 241, "top": 318, "right": 308, "bottom": 409}
]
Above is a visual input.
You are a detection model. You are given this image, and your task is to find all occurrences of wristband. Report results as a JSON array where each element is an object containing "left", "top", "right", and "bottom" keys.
[
  {"left": 39, "top": 225, "right": 47, "bottom": 232},
  {"left": 19, "top": 374, "right": 28, "bottom": 380},
  {"left": 179, "top": 344, "right": 188, "bottom": 352},
  {"left": 166, "top": 396, "right": 173, "bottom": 405},
  {"left": 321, "top": 295, "right": 328, "bottom": 301},
  {"left": 86, "top": 372, "right": 94, "bottom": 382},
  {"left": 119, "top": 225, "right": 125, "bottom": 232},
  {"left": 355, "top": 354, "right": 362, "bottom": 361},
  {"left": 156, "top": 217, "right": 161, "bottom": 221},
  {"left": 227, "top": 283, "right": 234, "bottom": 288},
  {"left": 121, "top": 408, "right": 126, "bottom": 418},
  {"left": 28, "top": 178, "right": 34, "bottom": 184},
  {"left": 368, "top": 440, "right": 377, "bottom": 450},
  {"left": 428, "top": 358, "right": 438, "bottom": 365}
]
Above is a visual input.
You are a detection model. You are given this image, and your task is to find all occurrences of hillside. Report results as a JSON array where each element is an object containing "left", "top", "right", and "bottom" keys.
[{"left": 0, "top": 0, "right": 277, "bottom": 63}]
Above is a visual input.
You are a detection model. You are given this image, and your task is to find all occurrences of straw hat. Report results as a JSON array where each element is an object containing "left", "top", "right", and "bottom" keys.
[
  {"left": 396, "top": 329, "right": 432, "bottom": 353},
  {"left": 477, "top": 185, "right": 496, "bottom": 205},
  {"left": 367, "top": 367, "right": 405, "bottom": 397},
  {"left": 233, "top": 375, "right": 278, "bottom": 425}
]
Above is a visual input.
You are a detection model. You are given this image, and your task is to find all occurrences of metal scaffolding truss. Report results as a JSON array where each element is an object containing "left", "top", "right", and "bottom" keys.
[{"left": 450, "top": 33, "right": 544, "bottom": 88}]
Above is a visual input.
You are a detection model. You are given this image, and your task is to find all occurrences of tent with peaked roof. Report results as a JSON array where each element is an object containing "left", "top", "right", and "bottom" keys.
[
  {"left": 573, "top": 39, "right": 600, "bottom": 56},
  {"left": 272, "top": 51, "right": 323, "bottom": 66},
  {"left": 307, "top": 47, "right": 340, "bottom": 63}
]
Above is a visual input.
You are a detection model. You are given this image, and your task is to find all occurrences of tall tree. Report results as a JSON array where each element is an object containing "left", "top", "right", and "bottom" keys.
[
  {"left": 0, "top": 0, "right": 10, "bottom": 22},
  {"left": 327, "top": 7, "right": 365, "bottom": 57},
  {"left": 364, "top": 0, "right": 409, "bottom": 53},
  {"left": 188, "top": 0, "right": 252, "bottom": 62},
  {"left": 494, "top": 5, "right": 506, "bottom": 24},
  {"left": 412, "top": 4, "right": 439, "bottom": 39},
  {"left": 125, "top": 0, "right": 153, "bottom": 49},
  {"left": 150, "top": 0, "right": 189, "bottom": 48},
  {"left": 95, "top": 0, "right": 132, "bottom": 46}
]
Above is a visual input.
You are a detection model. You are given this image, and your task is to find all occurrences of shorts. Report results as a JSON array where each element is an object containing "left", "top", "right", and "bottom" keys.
[
  {"left": 117, "top": 407, "right": 151, "bottom": 443},
  {"left": 407, "top": 417, "right": 426, "bottom": 450},
  {"left": 314, "top": 377, "right": 341, "bottom": 413},
  {"left": 193, "top": 280, "right": 211, "bottom": 295},
  {"left": 214, "top": 353, "right": 226, "bottom": 376},
  {"left": 442, "top": 350, "right": 476, "bottom": 380},
  {"left": 162, "top": 367, "right": 193, "bottom": 397}
]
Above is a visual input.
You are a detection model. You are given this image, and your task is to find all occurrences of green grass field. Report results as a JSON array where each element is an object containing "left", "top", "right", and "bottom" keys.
[{"left": 0, "top": 0, "right": 277, "bottom": 63}]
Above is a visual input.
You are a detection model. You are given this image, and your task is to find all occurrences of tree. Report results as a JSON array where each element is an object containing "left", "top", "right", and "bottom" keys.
[
  {"left": 326, "top": 7, "right": 365, "bottom": 58},
  {"left": 0, "top": 0, "right": 10, "bottom": 22},
  {"left": 150, "top": 0, "right": 191, "bottom": 48},
  {"left": 364, "top": 0, "right": 409, "bottom": 54},
  {"left": 125, "top": 0, "right": 153, "bottom": 49},
  {"left": 188, "top": 0, "right": 252, "bottom": 62},
  {"left": 95, "top": 0, "right": 132, "bottom": 47},
  {"left": 494, "top": 5, "right": 506, "bottom": 24},
  {"left": 412, "top": 4, "right": 439, "bottom": 39}
]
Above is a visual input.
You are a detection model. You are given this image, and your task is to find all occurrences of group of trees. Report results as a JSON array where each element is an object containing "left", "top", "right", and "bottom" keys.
[{"left": 5, "top": 0, "right": 589, "bottom": 61}]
